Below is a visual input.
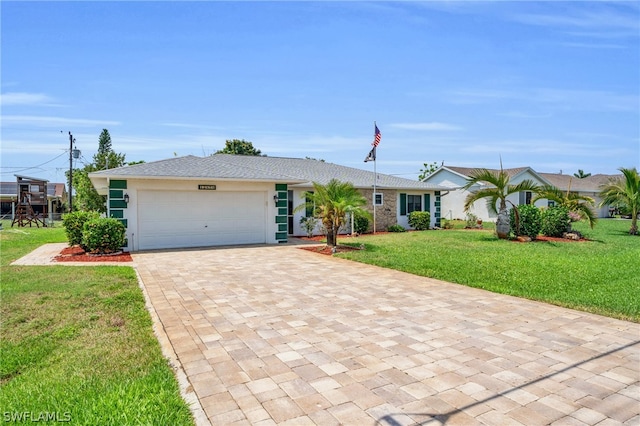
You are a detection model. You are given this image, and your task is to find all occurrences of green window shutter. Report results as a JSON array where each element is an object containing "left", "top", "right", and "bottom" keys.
[
  {"left": 400, "top": 193, "right": 407, "bottom": 216},
  {"left": 424, "top": 194, "right": 431, "bottom": 212}
]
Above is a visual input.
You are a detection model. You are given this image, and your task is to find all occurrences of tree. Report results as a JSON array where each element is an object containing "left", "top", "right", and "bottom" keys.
[
  {"left": 573, "top": 169, "right": 591, "bottom": 179},
  {"left": 94, "top": 129, "right": 126, "bottom": 170},
  {"left": 462, "top": 167, "right": 539, "bottom": 239},
  {"left": 70, "top": 129, "right": 127, "bottom": 213},
  {"left": 532, "top": 181, "right": 597, "bottom": 229},
  {"left": 296, "top": 179, "right": 371, "bottom": 247},
  {"left": 418, "top": 161, "right": 440, "bottom": 181},
  {"left": 599, "top": 167, "right": 640, "bottom": 235},
  {"left": 216, "top": 139, "right": 263, "bottom": 156}
]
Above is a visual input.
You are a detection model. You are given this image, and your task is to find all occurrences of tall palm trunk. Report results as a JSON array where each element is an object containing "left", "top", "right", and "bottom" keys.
[{"left": 496, "top": 201, "right": 510, "bottom": 239}]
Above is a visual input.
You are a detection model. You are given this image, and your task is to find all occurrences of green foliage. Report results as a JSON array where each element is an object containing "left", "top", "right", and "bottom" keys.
[
  {"left": 599, "top": 167, "right": 640, "bottom": 235},
  {"left": 408, "top": 211, "right": 431, "bottom": 230},
  {"left": 353, "top": 214, "right": 369, "bottom": 234},
  {"left": 541, "top": 206, "right": 571, "bottom": 237},
  {"left": 464, "top": 213, "right": 479, "bottom": 228},
  {"left": 462, "top": 166, "right": 540, "bottom": 239},
  {"left": 216, "top": 139, "right": 263, "bottom": 156},
  {"left": 68, "top": 129, "right": 127, "bottom": 213},
  {"left": 62, "top": 211, "right": 100, "bottom": 247},
  {"left": 442, "top": 219, "right": 455, "bottom": 229},
  {"left": 82, "top": 217, "right": 126, "bottom": 254},
  {"left": 533, "top": 183, "right": 597, "bottom": 229},
  {"left": 574, "top": 169, "right": 591, "bottom": 179},
  {"left": 418, "top": 161, "right": 440, "bottom": 181},
  {"left": 299, "top": 216, "right": 319, "bottom": 238},
  {"left": 509, "top": 204, "right": 541, "bottom": 238},
  {"left": 387, "top": 224, "right": 406, "bottom": 232},
  {"left": 295, "top": 179, "right": 370, "bottom": 246}
]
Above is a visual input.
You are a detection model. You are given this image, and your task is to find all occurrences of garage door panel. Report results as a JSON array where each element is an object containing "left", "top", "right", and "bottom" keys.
[{"left": 137, "top": 190, "right": 266, "bottom": 250}]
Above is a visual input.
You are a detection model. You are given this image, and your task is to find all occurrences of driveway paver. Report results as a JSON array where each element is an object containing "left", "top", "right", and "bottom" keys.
[{"left": 132, "top": 244, "right": 639, "bottom": 425}]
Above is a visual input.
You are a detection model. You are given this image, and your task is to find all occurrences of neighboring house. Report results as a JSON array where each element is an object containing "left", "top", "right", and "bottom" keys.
[
  {"left": 0, "top": 176, "right": 67, "bottom": 220},
  {"left": 88, "top": 154, "right": 448, "bottom": 251},
  {"left": 422, "top": 166, "right": 620, "bottom": 221}
]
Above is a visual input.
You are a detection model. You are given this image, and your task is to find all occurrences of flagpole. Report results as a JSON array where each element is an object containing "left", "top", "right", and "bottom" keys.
[{"left": 373, "top": 122, "right": 377, "bottom": 234}]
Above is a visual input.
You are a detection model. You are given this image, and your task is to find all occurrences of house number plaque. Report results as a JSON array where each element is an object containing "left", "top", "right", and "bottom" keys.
[{"left": 198, "top": 185, "right": 217, "bottom": 190}]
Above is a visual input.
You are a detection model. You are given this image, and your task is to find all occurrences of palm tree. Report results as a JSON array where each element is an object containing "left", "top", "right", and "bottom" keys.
[
  {"left": 462, "top": 167, "right": 539, "bottom": 239},
  {"left": 532, "top": 180, "right": 597, "bottom": 229},
  {"left": 297, "top": 179, "right": 371, "bottom": 247},
  {"left": 599, "top": 167, "right": 640, "bottom": 235},
  {"left": 573, "top": 169, "right": 591, "bottom": 179}
]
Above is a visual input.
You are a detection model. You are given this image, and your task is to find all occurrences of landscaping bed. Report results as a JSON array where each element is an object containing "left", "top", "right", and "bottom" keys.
[{"left": 54, "top": 245, "right": 133, "bottom": 262}]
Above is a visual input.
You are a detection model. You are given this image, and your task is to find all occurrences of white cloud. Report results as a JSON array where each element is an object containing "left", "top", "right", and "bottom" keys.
[
  {"left": 389, "top": 122, "right": 462, "bottom": 131},
  {"left": 2, "top": 115, "right": 121, "bottom": 128},
  {"left": 0, "top": 92, "right": 54, "bottom": 106}
]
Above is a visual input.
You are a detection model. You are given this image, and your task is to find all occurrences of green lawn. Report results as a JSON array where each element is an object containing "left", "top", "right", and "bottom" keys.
[
  {"left": 0, "top": 221, "right": 194, "bottom": 425},
  {"left": 337, "top": 219, "right": 640, "bottom": 322}
]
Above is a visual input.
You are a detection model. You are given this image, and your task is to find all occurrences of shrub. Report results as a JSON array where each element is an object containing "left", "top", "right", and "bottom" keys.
[
  {"left": 441, "top": 219, "right": 454, "bottom": 229},
  {"left": 541, "top": 206, "right": 571, "bottom": 237},
  {"left": 82, "top": 217, "right": 126, "bottom": 254},
  {"left": 62, "top": 211, "right": 100, "bottom": 247},
  {"left": 299, "top": 216, "right": 319, "bottom": 238},
  {"left": 408, "top": 211, "right": 431, "bottom": 230},
  {"left": 387, "top": 224, "right": 406, "bottom": 232},
  {"left": 353, "top": 214, "right": 369, "bottom": 234},
  {"left": 510, "top": 204, "right": 541, "bottom": 239},
  {"left": 464, "top": 213, "right": 478, "bottom": 229}
]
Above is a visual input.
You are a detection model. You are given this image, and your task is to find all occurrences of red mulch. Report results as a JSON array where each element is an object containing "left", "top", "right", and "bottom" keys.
[
  {"left": 533, "top": 236, "right": 589, "bottom": 243},
  {"left": 54, "top": 246, "right": 133, "bottom": 262},
  {"left": 299, "top": 245, "right": 362, "bottom": 256}
]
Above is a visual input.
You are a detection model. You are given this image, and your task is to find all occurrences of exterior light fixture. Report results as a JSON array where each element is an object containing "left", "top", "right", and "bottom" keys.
[
  {"left": 273, "top": 194, "right": 279, "bottom": 206},
  {"left": 124, "top": 193, "right": 130, "bottom": 204}
]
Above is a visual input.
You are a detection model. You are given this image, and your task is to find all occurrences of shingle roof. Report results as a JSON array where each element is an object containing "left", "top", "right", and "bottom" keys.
[
  {"left": 446, "top": 166, "right": 531, "bottom": 179},
  {"left": 89, "top": 154, "right": 446, "bottom": 190},
  {"left": 441, "top": 166, "right": 621, "bottom": 192},
  {"left": 538, "top": 173, "right": 621, "bottom": 192}
]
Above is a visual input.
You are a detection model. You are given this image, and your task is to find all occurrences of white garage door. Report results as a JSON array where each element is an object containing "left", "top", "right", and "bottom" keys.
[{"left": 137, "top": 190, "right": 266, "bottom": 250}]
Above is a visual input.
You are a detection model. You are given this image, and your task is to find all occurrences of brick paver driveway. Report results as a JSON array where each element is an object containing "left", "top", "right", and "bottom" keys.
[{"left": 133, "top": 244, "right": 639, "bottom": 425}]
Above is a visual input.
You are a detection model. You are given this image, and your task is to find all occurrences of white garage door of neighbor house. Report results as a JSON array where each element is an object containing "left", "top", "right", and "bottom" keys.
[{"left": 137, "top": 190, "right": 267, "bottom": 250}]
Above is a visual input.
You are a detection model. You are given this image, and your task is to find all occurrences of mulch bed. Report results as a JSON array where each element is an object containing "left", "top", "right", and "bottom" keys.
[
  {"left": 54, "top": 246, "right": 133, "bottom": 262},
  {"left": 532, "top": 236, "right": 589, "bottom": 243},
  {"left": 299, "top": 245, "right": 363, "bottom": 256}
]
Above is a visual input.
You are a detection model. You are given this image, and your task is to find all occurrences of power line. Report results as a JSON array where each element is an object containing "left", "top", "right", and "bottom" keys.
[{"left": 0, "top": 150, "right": 69, "bottom": 175}]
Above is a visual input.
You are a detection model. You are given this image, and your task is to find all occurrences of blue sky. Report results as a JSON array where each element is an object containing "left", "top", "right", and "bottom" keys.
[{"left": 2, "top": 1, "right": 639, "bottom": 185}]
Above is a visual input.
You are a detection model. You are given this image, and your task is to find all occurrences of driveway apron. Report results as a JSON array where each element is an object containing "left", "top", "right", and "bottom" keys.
[{"left": 133, "top": 244, "right": 639, "bottom": 426}]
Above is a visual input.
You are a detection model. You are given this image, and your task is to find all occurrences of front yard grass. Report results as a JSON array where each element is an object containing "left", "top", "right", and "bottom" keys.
[
  {"left": 0, "top": 222, "right": 194, "bottom": 425},
  {"left": 338, "top": 219, "right": 639, "bottom": 322}
]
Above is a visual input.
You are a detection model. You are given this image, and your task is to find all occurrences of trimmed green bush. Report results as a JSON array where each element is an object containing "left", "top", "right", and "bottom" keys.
[
  {"left": 541, "top": 206, "right": 571, "bottom": 237},
  {"left": 353, "top": 214, "right": 369, "bottom": 234},
  {"left": 62, "top": 211, "right": 100, "bottom": 247},
  {"left": 408, "top": 211, "right": 431, "bottom": 230},
  {"left": 510, "top": 204, "right": 541, "bottom": 239},
  {"left": 387, "top": 224, "right": 406, "bottom": 232},
  {"left": 299, "top": 216, "right": 319, "bottom": 238},
  {"left": 82, "top": 217, "right": 126, "bottom": 254}
]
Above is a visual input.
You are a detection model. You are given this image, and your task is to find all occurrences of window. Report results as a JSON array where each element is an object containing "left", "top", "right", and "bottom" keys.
[
  {"left": 519, "top": 191, "right": 533, "bottom": 205},
  {"left": 374, "top": 193, "right": 383, "bottom": 206},
  {"left": 305, "top": 192, "right": 314, "bottom": 217},
  {"left": 407, "top": 195, "right": 422, "bottom": 214}
]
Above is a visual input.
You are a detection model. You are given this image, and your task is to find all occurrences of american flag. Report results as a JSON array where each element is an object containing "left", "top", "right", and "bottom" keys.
[{"left": 372, "top": 124, "right": 381, "bottom": 147}]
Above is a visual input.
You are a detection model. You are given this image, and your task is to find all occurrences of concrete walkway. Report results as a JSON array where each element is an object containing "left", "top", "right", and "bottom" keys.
[{"left": 130, "top": 244, "right": 639, "bottom": 426}]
